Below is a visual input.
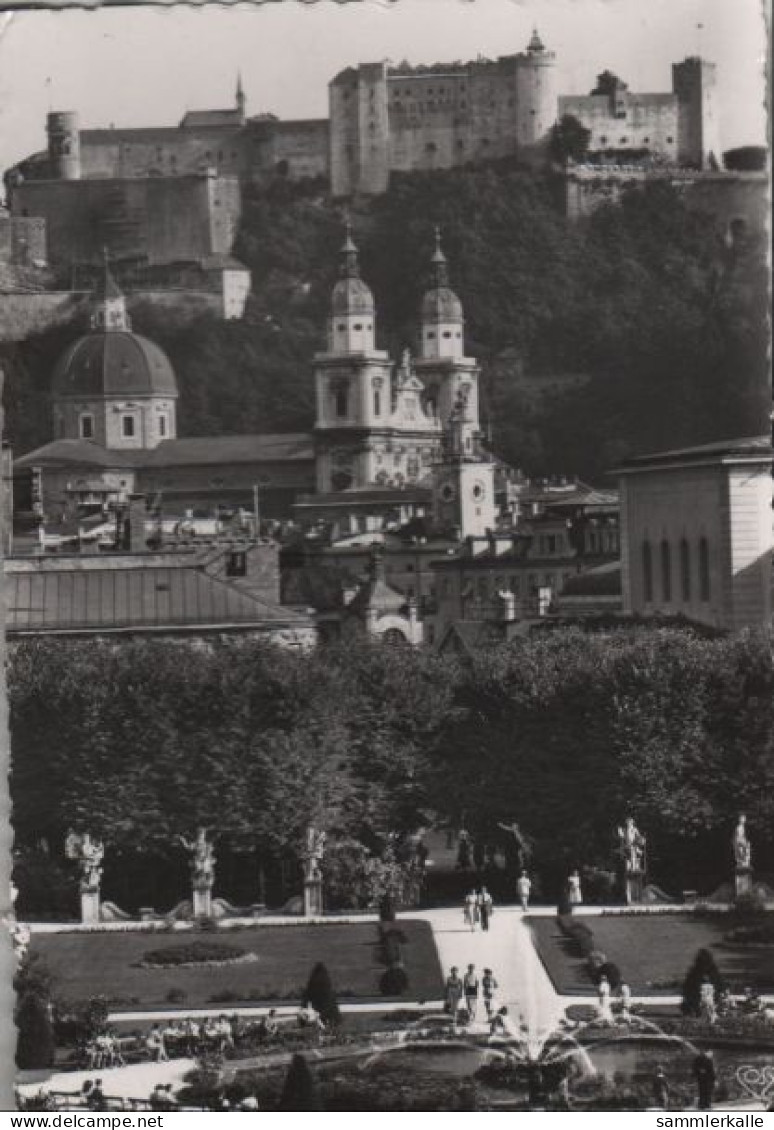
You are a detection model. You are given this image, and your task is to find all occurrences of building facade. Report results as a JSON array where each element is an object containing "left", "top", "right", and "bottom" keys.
[{"left": 618, "top": 437, "right": 773, "bottom": 633}]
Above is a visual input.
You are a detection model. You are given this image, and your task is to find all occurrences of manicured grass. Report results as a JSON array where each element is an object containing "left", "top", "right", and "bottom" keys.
[
  {"left": 528, "top": 913, "right": 774, "bottom": 995},
  {"left": 32, "top": 920, "right": 443, "bottom": 1009}
]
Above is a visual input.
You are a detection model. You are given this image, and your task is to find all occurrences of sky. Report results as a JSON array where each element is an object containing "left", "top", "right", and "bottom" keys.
[{"left": 0, "top": 0, "right": 769, "bottom": 179}]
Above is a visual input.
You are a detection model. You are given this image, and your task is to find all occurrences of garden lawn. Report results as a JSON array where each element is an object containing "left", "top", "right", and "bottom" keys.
[
  {"left": 31, "top": 920, "right": 443, "bottom": 1010},
  {"left": 528, "top": 913, "right": 774, "bottom": 995}
]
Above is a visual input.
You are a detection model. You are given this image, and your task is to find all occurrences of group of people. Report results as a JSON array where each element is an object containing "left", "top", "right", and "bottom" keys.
[
  {"left": 81, "top": 1008, "right": 308, "bottom": 1070},
  {"left": 444, "top": 964, "right": 502, "bottom": 1025},
  {"left": 462, "top": 888, "right": 494, "bottom": 931},
  {"left": 596, "top": 976, "right": 632, "bottom": 1023},
  {"left": 652, "top": 1051, "right": 718, "bottom": 1112}
]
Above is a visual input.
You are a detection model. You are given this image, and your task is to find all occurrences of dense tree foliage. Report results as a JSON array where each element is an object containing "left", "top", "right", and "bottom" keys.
[
  {"left": 9, "top": 629, "right": 774, "bottom": 906},
  {"left": 2, "top": 165, "right": 767, "bottom": 483}
]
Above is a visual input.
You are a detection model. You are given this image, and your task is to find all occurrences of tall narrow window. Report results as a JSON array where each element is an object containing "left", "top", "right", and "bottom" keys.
[
  {"left": 660, "top": 540, "right": 672, "bottom": 602},
  {"left": 79, "top": 414, "right": 94, "bottom": 440},
  {"left": 373, "top": 390, "right": 381, "bottom": 416},
  {"left": 680, "top": 538, "right": 691, "bottom": 602},
  {"left": 642, "top": 540, "right": 653, "bottom": 603},
  {"left": 122, "top": 415, "right": 136, "bottom": 438},
  {"left": 335, "top": 386, "right": 348, "bottom": 419},
  {"left": 699, "top": 537, "right": 711, "bottom": 601}
]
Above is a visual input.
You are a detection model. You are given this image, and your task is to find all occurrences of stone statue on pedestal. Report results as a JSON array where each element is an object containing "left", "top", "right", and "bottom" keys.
[
  {"left": 179, "top": 829, "right": 216, "bottom": 917},
  {"left": 303, "top": 827, "right": 326, "bottom": 916},
  {"left": 733, "top": 815, "right": 752, "bottom": 897},
  {"left": 617, "top": 817, "right": 647, "bottom": 904},
  {"left": 65, "top": 831, "right": 105, "bottom": 922}
]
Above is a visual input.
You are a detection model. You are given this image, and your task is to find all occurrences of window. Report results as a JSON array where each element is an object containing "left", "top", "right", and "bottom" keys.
[
  {"left": 680, "top": 538, "right": 691, "bottom": 601},
  {"left": 335, "top": 387, "right": 348, "bottom": 418},
  {"left": 122, "top": 415, "right": 136, "bottom": 438},
  {"left": 373, "top": 390, "right": 381, "bottom": 416},
  {"left": 158, "top": 414, "right": 167, "bottom": 437},
  {"left": 660, "top": 539, "right": 672, "bottom": 602},
  {"left": 643, "top": 540, "right": 653, "bottom": 602},
  {"left": 699, "top": 537, "right": 710, "bottom": 601},
  {"left": 226, "top": 550, "right": 247, "bottom": 577},
  {"left": 666, "top": 136, "right": 674, "bottom": 144},
  {"left": 79, "top": 414, "right": 94, "bottom": 440}
]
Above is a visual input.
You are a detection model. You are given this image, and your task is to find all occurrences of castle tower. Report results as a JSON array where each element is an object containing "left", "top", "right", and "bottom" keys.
[
  {"left": 673, "top": 57, "right": 721, "bottom": 169},
  {"left": 432, "top": 386, "right": 497, "bottom": 540},
  {"left": 414, "top": 228, "right": 481, "bottom": 434},
  {"left": 329, "top": 61, "right": 390, "bottom": 197},
  {"left": 235, "top": 72, "right": 246, "bottom": 125},
  {"left": 47, "top": 111, "right": 81, "bottom": 180},
  {"left": 513, "top": 30, "right": 558, "bottom": 150}
]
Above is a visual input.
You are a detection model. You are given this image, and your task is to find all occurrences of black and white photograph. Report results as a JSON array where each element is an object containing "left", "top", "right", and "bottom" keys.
[{"left": 1, "top": 0, "right": 771, "bottom": 1114}]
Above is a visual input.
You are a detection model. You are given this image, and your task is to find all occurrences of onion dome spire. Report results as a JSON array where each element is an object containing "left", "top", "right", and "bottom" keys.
[
  {"left": 91, "top": 247, "right": 130, "bottom": 332},
  {"left": 430, "top": 225, "right": 450, "bottom": 287}
]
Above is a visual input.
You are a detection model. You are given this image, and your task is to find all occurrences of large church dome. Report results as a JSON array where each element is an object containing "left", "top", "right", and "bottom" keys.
[{"left": 52, "top": 331, "right": 178, "bottom": 399}]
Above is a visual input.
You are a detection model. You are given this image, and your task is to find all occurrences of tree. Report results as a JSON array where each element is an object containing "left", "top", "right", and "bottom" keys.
[
  {"left": 549, "top": 115, "right": 592, "bottom": 164},
  {"left": 681, "top": 948, "right": 725, "bottom": 1016},
  {"left": 278, "top": 1054, "right": 324, "bottom": 1111},
  {"left": 303, "top": 962, "right": 341, "bottom": 1027},
  {"left": 591, "top": 70, "right": 625, "bottom": 97}
]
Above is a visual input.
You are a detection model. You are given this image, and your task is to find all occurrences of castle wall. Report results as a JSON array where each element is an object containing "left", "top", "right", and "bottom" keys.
[
  {"left": 559, "top": 92, "right": 678, "bottom": 158},
  {"left": 78, "top": 126, "right": 247, "bottom": 179},
  {"left": 9, "top": 174, "right": 241, "bottom": 267},
  {"left": 673, "top": 58, "right": 720, "bottom": 169}
]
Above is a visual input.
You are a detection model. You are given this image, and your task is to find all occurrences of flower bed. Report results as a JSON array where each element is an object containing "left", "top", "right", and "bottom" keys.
[{"left": 137, "top": 940, "right": 250, "bottom": 968}]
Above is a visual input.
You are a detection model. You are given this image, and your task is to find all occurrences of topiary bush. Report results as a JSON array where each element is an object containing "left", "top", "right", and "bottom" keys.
[
  {"left": 278, "top": 1053, "right": 324, "bottom": 1112},
  {"left": 681, "top": 947, "right": 725, "bottom": 1016},
  {"left": 303, "top": 962, "right": 341, "bottom": 1026},
  {"left": 16, "top": 993, "right": 56, "bottom": 1070},
  {"left": 380, "top": 965, "right": 409, "bottom": 996}
]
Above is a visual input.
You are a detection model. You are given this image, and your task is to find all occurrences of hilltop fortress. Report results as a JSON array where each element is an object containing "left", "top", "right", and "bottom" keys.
[{"left": 8, "top": 33, "right": 721, "bottom": 208}]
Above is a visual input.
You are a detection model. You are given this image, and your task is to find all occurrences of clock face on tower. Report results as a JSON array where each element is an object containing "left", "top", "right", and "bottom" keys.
[{"left": 472, "top": 482, "right": 485, "bottom": 500}]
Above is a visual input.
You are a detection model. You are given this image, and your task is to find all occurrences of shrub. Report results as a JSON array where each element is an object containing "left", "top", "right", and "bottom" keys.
[
  {"left": 732, "top": 891, "right": 769, "bottom": 921},
  {"left": 303, "top": 962, "right": 341, "bottom": 1026},
  {"left": 380, "top": 965, "right": 409, "bottom": 996},
  {"left": 681, "top": 947, "right": 725, "bottom": 1016},
  {"left": 140, "top": 940, "right": 247, "bottom": 967},
  {"left": 166, "top": 988, "right": 188, "bottom": 1004},
  {"left": 587, "top": 950, "right": 607, "bottom": 975},
  {"left": 16, "top": 993, "right": 56, "bottom": 1070},
  {"left": 278, "top": 1053, "right": 324, "bottom": 1111}
]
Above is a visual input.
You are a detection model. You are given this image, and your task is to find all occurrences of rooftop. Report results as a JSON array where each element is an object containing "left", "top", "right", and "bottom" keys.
[
  {"left": 618, "top": 435, "right": 772, "bottom": 472},
  {"left": 4, "top": 552, "right": 312, "bottom": 636}
]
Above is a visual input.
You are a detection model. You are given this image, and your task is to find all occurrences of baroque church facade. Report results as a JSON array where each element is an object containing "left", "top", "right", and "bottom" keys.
[{"left": 14, "top": 227, "right": 498, "bottom": 545}]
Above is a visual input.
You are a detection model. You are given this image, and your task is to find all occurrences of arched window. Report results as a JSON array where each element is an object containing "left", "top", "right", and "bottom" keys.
[
  {"left": 680, "top": 538, "right": 691, "bottom": 601},
  {"left": 642, "top": 540, "right": 653, "bottom": 602},
  {"left": 660, "top": 539, "right": 672, "bottom": 602},
  {"left": 334, "top": 385, "right": 348, "bottom": 418},
  {"left": 699, "top": 537, "right": 711, "bottom": 601}
]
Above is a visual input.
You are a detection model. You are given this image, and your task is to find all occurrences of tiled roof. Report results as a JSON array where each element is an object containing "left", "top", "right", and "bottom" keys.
[
  {"left": 14, "top": 440, "right": 135, "bottom": 470},
  {"left": 4, "top": 555, "right": 312, "bottom": 636},
  {"left": 619, "top": 436, "right": 772, "bottom": 470},
  {"left": 147, "top": 434, "right": 314, "bottom": 467},
  {"left": 179, "top": 109, "right": 243, "bottom": 129}
]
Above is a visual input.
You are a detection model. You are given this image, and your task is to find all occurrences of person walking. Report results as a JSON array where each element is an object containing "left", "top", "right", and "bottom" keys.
[
  {"left": 693, "top": 1050, "right": 716, "bottom": 1110},
  {"left": 478, "top": 886, "right": 493, "bottom": 932},
  {"left": 653, "top": 1066, "right": 670, "bottom": 1110},
  {"left": 463, "top": 889, "right": 479, "bottom": 932},
  {"left": 517, "top": 871, "right": 532, "bottom": 911},
  {"left": 445, "top": 966, "right": 464, "bottom": 1026},
  {"left": 463, "top": 964, "right": 479, "bottom": 1022},
  {"left": 482, "top": 968, "right": 499, "bottom": 1021}
]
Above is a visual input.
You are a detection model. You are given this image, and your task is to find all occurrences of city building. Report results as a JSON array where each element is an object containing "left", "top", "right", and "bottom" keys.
[{"left": 618, "top": 436, "right": 773, "bottom": 633}]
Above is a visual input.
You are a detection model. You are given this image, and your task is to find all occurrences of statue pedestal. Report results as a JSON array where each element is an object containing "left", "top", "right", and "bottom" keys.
[
  {"left": 625, "top": 871, "right": 645, "bottom": 905},
  {"left": 304, "top": 878, "right": 323, "bottom": 918},
  {"left": 734, "top": 868, "right": 752, "bottom": 898},
  {"left": 80, "top": 889, "right": 101, "bottom": 924},
  {"left": 192, "top": 884, "right": 213, "bottom": 919}
]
